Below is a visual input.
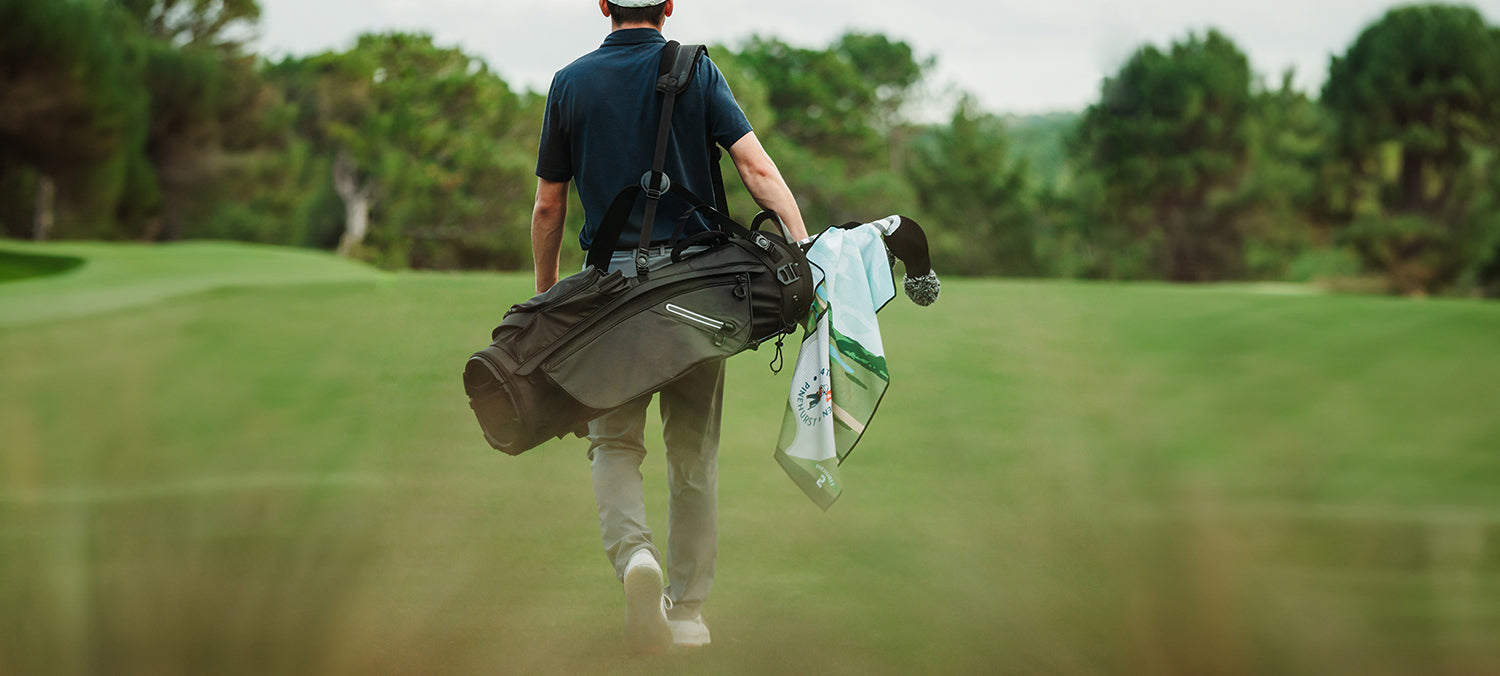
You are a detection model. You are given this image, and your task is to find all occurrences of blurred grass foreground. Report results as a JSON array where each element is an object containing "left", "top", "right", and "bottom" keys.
[{"left": 1, "top": 241, "right": 1498, "bottom": 675}]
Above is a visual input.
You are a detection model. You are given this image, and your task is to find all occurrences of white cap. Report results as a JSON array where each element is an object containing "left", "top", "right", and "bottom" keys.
[{"left": 611, "top": 0, "right": 666, "bottom": 6}]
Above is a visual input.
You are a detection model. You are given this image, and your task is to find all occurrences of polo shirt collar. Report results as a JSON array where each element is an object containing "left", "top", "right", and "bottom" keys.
[{"left": 602, "top": 28, "right": 666, "bottom": 47}]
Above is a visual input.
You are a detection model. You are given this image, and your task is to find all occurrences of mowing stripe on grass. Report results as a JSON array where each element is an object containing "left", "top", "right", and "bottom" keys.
[
  {"left": 0, "top": 472, "right": 398, "bottom": 506},
  {"left": 0, "top": 240, "right": 382, "bottom": 327},
  {"left": 0, "top": 250, "right": 85, "bottom": 283}
]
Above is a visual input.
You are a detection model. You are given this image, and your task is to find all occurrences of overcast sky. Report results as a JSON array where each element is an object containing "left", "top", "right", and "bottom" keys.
[{"left": 252, "top": 0, "right": 1500, "bottom": 116}]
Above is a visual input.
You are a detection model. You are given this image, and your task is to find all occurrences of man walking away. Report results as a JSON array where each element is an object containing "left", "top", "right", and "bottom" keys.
[{"left": 530, "top": 0, "right": 809, "bottom": 655}]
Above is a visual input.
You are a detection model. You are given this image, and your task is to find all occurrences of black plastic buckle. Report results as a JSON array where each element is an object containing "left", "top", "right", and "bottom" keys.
[
  {"left": 640, "top": 171, "right": 670, "bottom": 200},
  {"left": 775, "top": 263, "right": 800, "bottom": 285}
]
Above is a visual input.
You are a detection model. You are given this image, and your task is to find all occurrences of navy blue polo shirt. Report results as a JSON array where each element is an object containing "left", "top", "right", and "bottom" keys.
[{"left": 536, "top": 28, "right": 753, "bottom": 251}]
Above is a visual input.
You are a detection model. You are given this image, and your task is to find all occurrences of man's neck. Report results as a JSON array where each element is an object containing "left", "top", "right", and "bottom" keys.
[{"left": 611, "top": 22, "right": 663, "bottom": 33}]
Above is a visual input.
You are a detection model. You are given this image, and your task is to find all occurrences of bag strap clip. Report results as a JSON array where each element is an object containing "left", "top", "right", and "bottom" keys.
[{"left": 640, "top": 171, "right": 671, "bottom": 200}]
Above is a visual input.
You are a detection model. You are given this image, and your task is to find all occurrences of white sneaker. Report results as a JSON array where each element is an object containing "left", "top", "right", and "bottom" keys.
[
  {"left": 622, "top": 550, "right": 671, "bottom": 655},
  {"left": 670, "top": 615, "right": 711, "bottom": 647}
]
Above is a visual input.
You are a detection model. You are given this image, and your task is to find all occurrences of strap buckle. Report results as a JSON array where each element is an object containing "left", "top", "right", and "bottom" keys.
[
  {"left": 640, "top": 171, "right": 671, "bottom": 200},
  {"left": 775, "top": 263, "right": 801, "bottom": 286}
]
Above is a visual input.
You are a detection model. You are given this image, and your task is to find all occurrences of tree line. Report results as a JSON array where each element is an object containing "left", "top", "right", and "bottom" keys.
[{"left": 3, "top": 1, "right": 1499, "bottom": 296}]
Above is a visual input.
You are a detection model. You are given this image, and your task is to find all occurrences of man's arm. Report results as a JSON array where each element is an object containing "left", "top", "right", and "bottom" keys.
[
  {"left": 726, "top": 132, "right": 808, "bottom": 241},
  {"left": 531, "top": 177, "right": 569, "bottom": 293}
]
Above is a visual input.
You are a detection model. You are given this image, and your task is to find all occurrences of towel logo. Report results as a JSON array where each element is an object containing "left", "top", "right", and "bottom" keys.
[{"left": 794, "top": 367, "right": 833, "bottom": 427}]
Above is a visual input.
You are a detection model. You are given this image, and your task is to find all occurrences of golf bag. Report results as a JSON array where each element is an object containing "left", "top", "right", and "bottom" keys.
[{"left": 462, "top": 42, "right": 814, "bottom": 455}]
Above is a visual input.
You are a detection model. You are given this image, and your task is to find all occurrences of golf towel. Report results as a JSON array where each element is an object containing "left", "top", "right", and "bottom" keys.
[{"left": 775, "top": 217, "right": 899, "bottom": 510}]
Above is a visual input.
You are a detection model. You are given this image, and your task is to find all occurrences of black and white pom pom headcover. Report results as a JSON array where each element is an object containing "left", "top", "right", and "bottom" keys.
[{"left": 873, "top": 215, "right": 940, "bottom": 307}]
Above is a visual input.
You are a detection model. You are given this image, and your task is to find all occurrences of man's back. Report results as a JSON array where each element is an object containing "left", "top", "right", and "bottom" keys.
[{"left": 536, "top": 28, "right": 752, "bottom": 250}]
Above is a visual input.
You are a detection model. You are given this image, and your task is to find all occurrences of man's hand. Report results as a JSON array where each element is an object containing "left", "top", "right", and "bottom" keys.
[{"left": 531, "top": 178, "right": 570, "bottom": 294}]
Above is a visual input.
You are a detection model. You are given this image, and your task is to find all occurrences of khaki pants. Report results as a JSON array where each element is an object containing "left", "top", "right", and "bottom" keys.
[{"left": 587, "top": 247, "right": 723, "bottom": 620}]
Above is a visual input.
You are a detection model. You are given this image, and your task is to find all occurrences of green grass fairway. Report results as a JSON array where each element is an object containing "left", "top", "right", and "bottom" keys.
[
  {"left": 0, "top": 240, "right": 382, "bottom": 327},
  {"left": 2, "top": 242, "right": 1498, "bottom": 675}
]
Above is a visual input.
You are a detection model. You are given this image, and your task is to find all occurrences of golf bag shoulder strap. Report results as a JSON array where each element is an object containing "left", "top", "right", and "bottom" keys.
[{"left": 586, "top": 41, "right": 711, "bottom": 272}]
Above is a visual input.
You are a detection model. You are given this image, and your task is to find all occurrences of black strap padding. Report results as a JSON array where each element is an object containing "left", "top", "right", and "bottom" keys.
[
  {"left": 658, "top": 43, "right": 706, "bottom": 94},
  {"left": 656, "top": 39, "right": 680, "bottom": 79},
  {"left": 586, "top": 185, "right": 643, "bottom": 271}
]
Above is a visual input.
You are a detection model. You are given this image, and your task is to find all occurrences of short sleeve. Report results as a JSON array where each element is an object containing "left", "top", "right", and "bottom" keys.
[
  {"left": 536, "top": 74, "right": 573, "bottom": 182},
  {"left": 701, "top": 58, "right": 753, "bottom": 149}
]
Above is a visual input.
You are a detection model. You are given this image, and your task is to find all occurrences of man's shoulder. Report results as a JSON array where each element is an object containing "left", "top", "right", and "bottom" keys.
[
  {"left": 553, "top": 45, "right": 652, "bottom": 93},
  {"left": 552, "top": 50, "right": 602, "bottom": 83}
]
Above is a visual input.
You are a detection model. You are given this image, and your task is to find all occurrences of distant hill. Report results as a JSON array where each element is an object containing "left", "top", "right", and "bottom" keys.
[{"left": 1003, "top": 111, "right": 1081, "bottom": 191}]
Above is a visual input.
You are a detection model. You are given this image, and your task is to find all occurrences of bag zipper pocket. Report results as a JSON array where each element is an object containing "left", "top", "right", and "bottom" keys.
[
  {"left": 538, "top": 275, "right": 742, "bottom": 370},
  {"left": 506, "top": 269, "right": 595, "bottom": 318},
  {"left": 664, "top": 303, "right": 738, "bottom": 346}
]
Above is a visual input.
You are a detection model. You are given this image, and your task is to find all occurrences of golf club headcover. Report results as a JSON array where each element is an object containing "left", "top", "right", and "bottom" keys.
[
  {"left": 833, "top": 215, "right": 941, "bottom": 306},
  {"left": 882, "top": 216, "right": 930, "bottom": 278},
  {"left": 884, "top": 216, "right": 940, "bottom": 307}
]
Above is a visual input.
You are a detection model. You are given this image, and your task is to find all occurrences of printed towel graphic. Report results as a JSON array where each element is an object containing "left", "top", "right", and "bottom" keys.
[{"left": 775, "top": 217, "right": 898, "bottom": 509}]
